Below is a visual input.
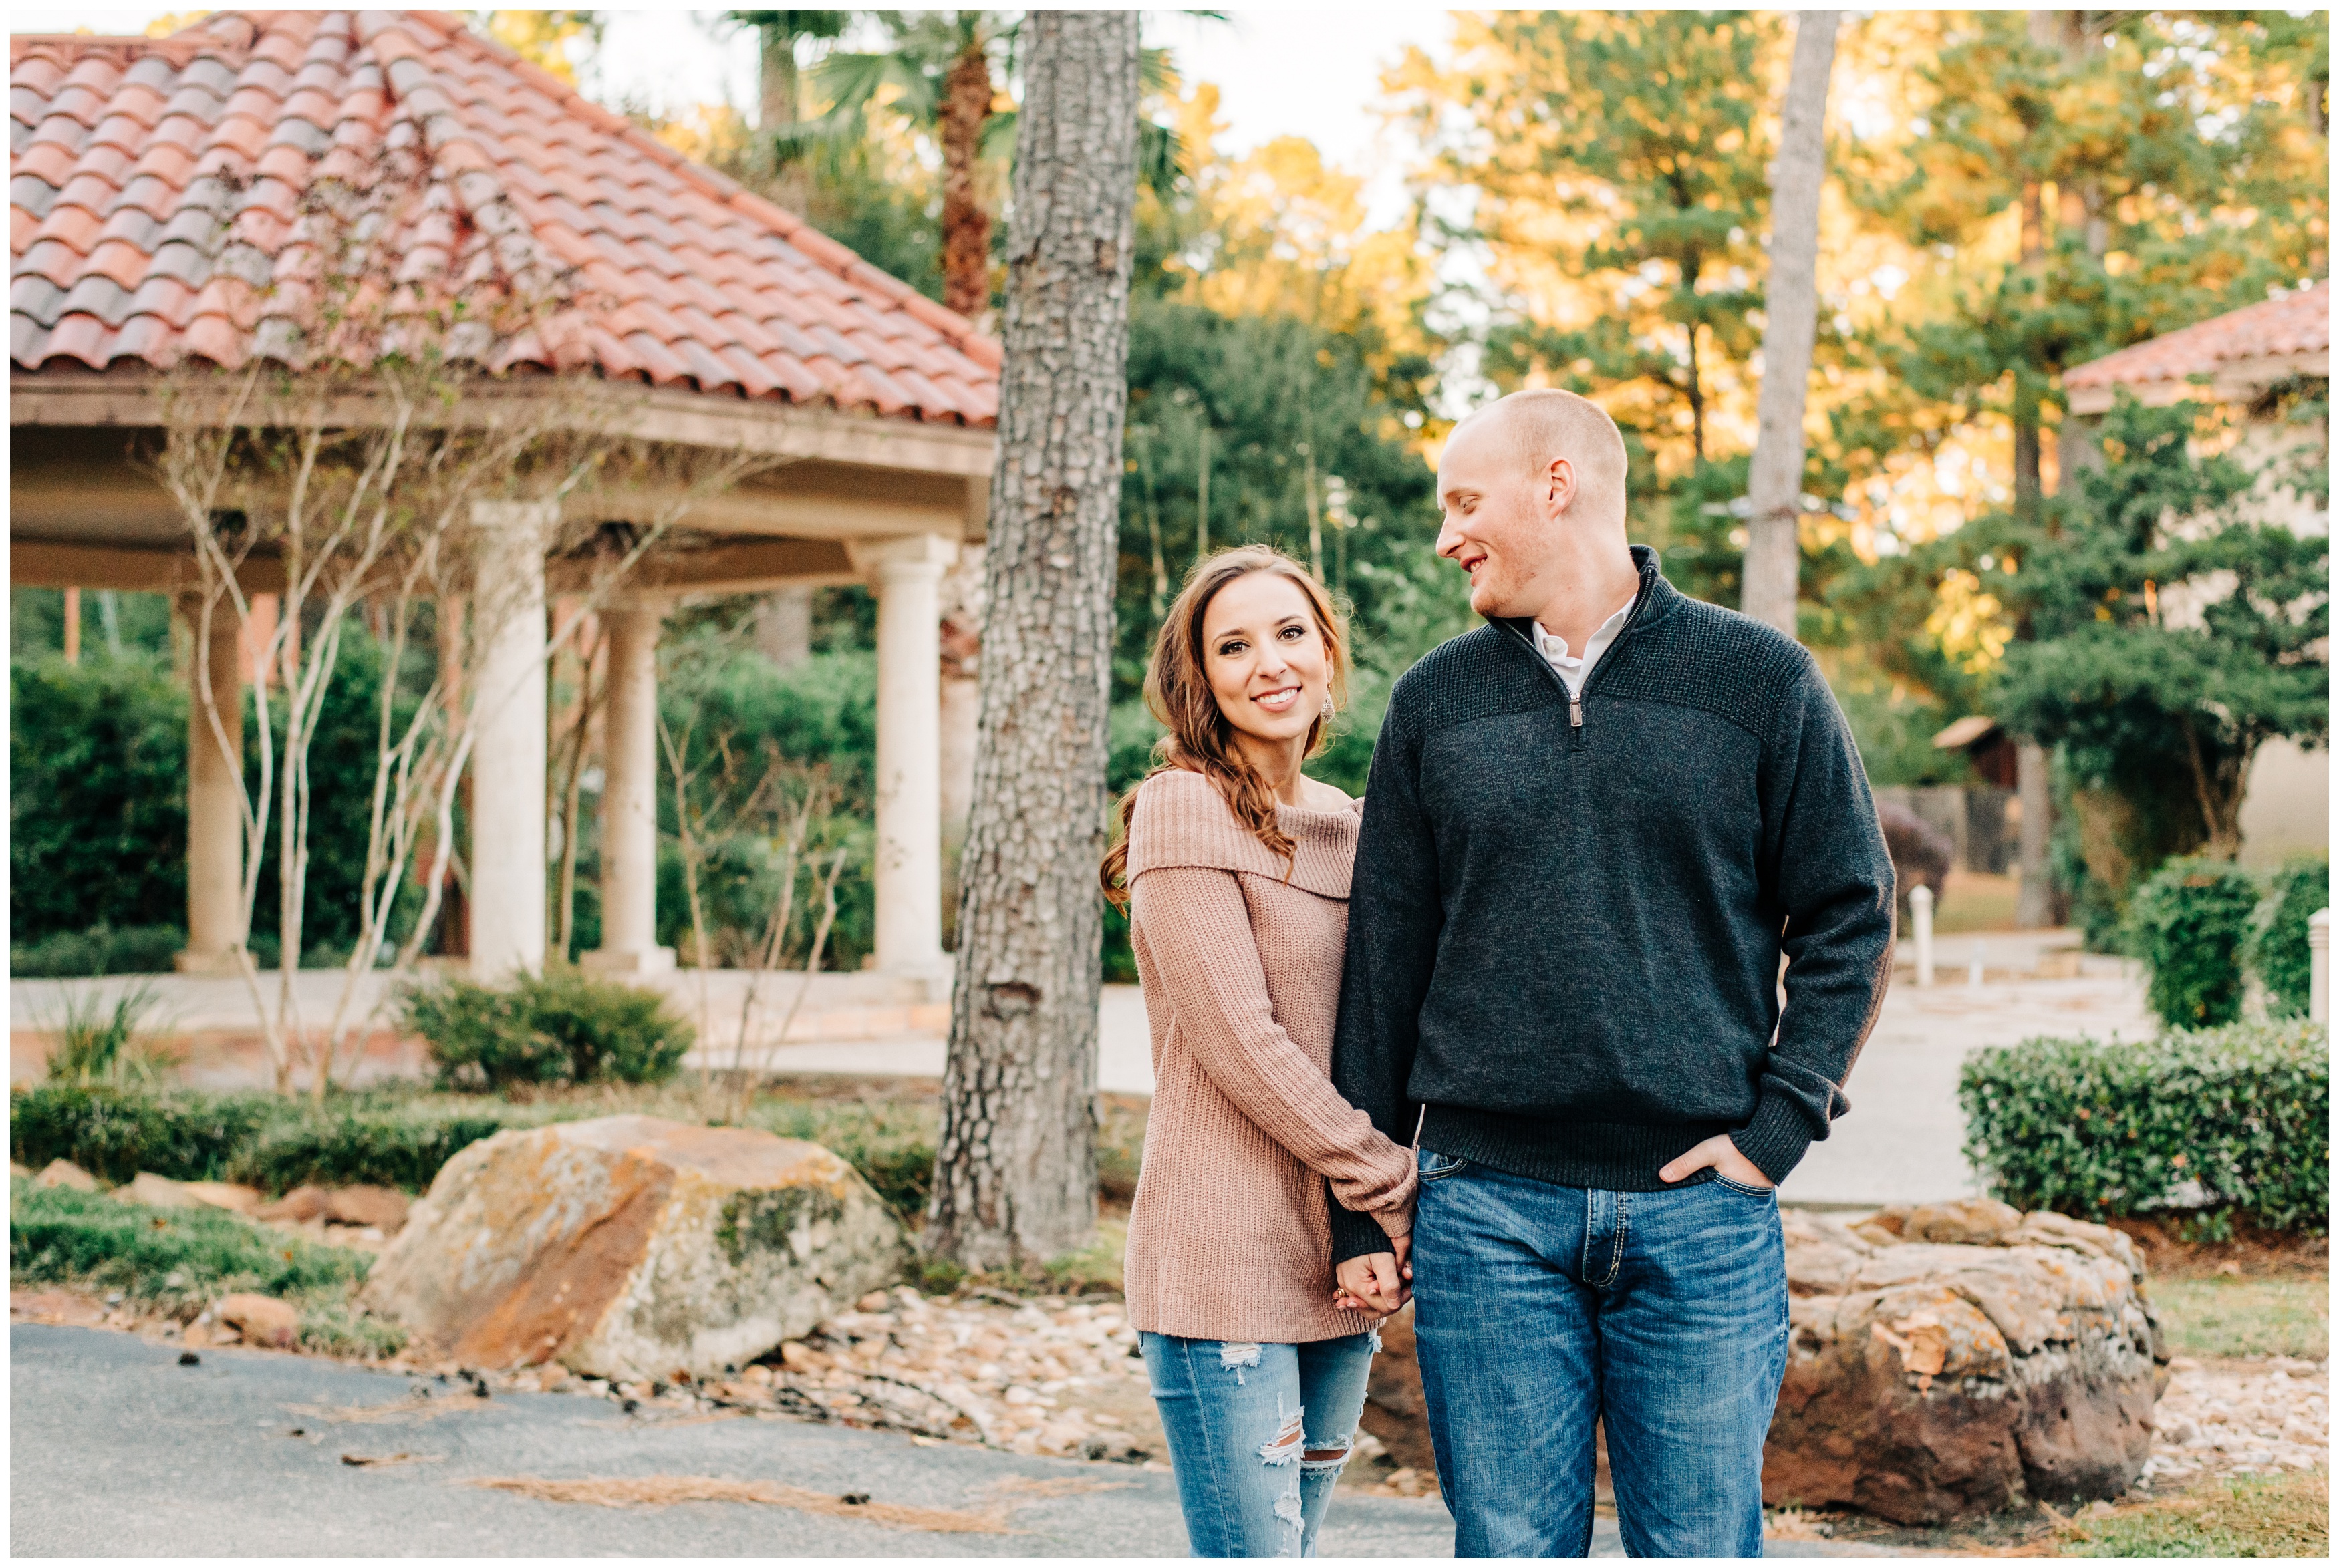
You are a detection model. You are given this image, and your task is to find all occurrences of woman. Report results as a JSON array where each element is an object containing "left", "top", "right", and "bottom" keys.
[{"left": 1101, "top": 545, "right": 1417, "bottom": 1558}]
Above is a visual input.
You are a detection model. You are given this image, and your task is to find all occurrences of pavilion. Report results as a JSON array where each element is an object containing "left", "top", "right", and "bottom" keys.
[{"left": 9, "top": 11, "right": 998, "bottom": 993}]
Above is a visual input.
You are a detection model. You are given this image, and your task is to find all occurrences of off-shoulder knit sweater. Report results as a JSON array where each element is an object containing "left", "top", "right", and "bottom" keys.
[{"left": 1121, "top": 767, "right": 1417, "bottom": 1344}]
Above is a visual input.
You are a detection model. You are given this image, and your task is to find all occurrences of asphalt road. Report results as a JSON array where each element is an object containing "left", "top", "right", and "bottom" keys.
[
  {"left": 11, "top": 1324, "right": 1468, "bottom": 1558},
  {"left": 14, "top": 1325, "right": 1923, "bottom": 1557}
]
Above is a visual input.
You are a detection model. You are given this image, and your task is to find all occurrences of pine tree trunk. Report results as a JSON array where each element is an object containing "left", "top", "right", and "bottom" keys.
[
  {"left": 759, "top": 26, "right": 809, "bottom": 214},
  {"left": 940, "top": 41, "right": 997, "bottom": 321},
  {"left": 928, "top": 11, "right": 1140, "bottom": 1272},
  {"left": 1741, "top": 10, "right": 1838, "bottom": 639}
]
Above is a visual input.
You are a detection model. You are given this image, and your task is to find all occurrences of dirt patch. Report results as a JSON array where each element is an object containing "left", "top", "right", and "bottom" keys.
[{"left": 2106, "top": 1218, "right": 2327, "bottom": 1281}]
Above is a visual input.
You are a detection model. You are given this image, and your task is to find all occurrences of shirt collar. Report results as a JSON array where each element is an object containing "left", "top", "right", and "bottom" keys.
[{"left": 1532, "top": 595, "right": 1637, "bottom": 663}]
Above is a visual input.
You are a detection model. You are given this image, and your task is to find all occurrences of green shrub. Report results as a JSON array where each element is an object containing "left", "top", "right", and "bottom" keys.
[
  {"left": 2257, "top": 855, "right": 2330, "bottom": 1017},
  {"left": 746, "top": 1096, "right": 936, "bottom": 1219},
  {"left": 9, "top": 1087, "right": 279, "bottom": 1185},
  {"left": 11, "top": 923, "right": 188, "bottom": 978},
  {"left": 2127, "top": 857, "right": 2261, "bottom": 1028},
  {"left": 1959, "top": 1019, "right": 2329, "bottom": 1233},
  {"left": 401, "top": 971, "right": 692, "bottom": 1091},
  {"left": 235, "top": 1106, "right": 523, "bottom": 1194},
  {"left": 9, "top": 1180, "right": 372, "bottom": 1309}
]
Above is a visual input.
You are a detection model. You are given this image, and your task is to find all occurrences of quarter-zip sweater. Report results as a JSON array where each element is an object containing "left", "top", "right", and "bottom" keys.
[{"left": 1326, "top": 547, "right": 1896, "bottom": 1264}]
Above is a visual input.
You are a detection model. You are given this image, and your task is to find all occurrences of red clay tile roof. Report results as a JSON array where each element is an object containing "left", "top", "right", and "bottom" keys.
[
  {"left": 2064, "top": 279, "right": 2330, "bottom": 395},
  {"left": 10, "top": 11, "right": 999, "bottom": 426}
]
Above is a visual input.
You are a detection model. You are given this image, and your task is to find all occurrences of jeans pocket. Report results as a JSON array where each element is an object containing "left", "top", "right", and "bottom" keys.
[
  {"left": 1710, "top": 1172, "right": 1778, "bottom": 1199},
  {"left": 1417, "top": 1147, "right": 1468, "bottom": 1183}
]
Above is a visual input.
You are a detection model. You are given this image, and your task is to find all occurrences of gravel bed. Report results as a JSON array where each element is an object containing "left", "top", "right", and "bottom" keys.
[{"left": 2142, "top": 1356, "right": 2328, "bottom": 1486}]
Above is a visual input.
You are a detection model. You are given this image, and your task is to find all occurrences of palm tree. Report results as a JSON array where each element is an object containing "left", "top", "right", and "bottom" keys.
[
  {"left": 797, "top": 12, "right": 1186, "bottom": 322},
  {"left": 723, "top": 11, "right": 851, "bottom": 213}
]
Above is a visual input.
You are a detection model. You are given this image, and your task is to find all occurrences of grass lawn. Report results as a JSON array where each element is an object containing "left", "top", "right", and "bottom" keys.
[
  {"left": 1934, "top": 870, "right": 2020, "bottom": 933},
  {"left": 2052, "top": 1470, "right": 2328, "bottom": 1557},
  {"left": 2152, "top": 1277, "right": 2330, "bottom": 1361}
]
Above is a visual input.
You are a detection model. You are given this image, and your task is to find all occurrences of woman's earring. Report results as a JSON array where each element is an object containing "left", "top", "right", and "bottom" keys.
[{"left": 1321, "top": 691, "right": 1336, "bottom": 720}]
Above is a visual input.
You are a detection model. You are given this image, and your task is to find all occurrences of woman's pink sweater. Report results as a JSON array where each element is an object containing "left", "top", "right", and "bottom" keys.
[{"left": 1121, "top": 768, "right": 1417, "bottom": 1344}]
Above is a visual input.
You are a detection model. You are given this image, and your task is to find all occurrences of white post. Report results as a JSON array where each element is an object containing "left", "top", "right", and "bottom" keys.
[
  {"left": 851, "top": 534, "right": 958, "bottom": 986},
  {"left": 468, "top": 500, "right": 551, "bottom": 981},
  {"left": 584, "top": 596, "right": 675, "bottom": 975},
  {"left": 2310, "top": 909, "right": 2330, "bottom": 1025},
  {"left": 1969, "top": 937, "right": 1986, "bottom": 989},
  {"left": 1910, "top": 883, "right": 1934, "bottom": 988},
  {"left": 176, "top": 595, "right": 248, "bottom": 974}
]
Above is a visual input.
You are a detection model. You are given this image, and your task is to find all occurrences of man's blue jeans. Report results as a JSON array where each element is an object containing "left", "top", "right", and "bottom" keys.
[
  {"left": 1411, "top": 1148, "right": 1789, "bottom": 1557},
  {"left": 1140, "top": 1330, "right": 1378, "bottom": 1557}
]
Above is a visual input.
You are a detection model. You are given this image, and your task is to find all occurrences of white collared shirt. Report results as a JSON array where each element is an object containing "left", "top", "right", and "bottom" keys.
[{"left": 1532, "top": 595, "right": 1637, "bottom": 699}]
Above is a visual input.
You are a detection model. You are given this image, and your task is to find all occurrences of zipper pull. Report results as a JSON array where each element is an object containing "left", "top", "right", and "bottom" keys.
[{"left": 1569, "top": 699, "right": 1583, "bottom": 729}]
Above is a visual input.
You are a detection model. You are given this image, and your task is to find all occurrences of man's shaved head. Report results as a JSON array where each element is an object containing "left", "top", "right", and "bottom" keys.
[
  {"left": 1434, "top": 387, "right": 1638, "bottom": 623},
  {"left": 1456, "top": 389, "right": 1629, "bottom": 526}
]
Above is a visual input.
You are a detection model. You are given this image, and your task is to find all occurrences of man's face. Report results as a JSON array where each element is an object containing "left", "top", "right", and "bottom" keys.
[{"left": 1435, "top": 417, "right": 1563, "bottom": 620}]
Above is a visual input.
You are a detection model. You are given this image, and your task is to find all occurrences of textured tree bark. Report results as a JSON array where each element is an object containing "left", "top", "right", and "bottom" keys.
[
  {"left": 928, "top": 11, "right": 1139, "bottom": 1271},
  {"left": 1740, "top": 10, "right": 1838, "bottom": 639}
]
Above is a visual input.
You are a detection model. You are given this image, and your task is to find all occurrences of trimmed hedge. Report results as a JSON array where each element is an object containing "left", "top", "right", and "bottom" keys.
[
  {"left": 2258, "top": 856, "right": 2330, "bottom": 1018},
  {"left": 2126, "top": 858, "right": 2261, "bottom": 1028},
  {"left": 7, "top": 1086, "right": 942, "bottom": 1222},
  {"left": 9, "top": 1087, "right": 525, "bottom": 1193},
  {"left": 1959, "top": 1019, "right": 2329, "bottom": 1233}
]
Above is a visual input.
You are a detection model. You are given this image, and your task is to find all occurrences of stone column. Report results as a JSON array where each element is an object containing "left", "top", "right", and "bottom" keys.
[
  {"left": 468, "top": 500, "right": 552, "bottom": 979},
  {"left": 176, "top": 594, "right": 247, "bottom": 974},
  {"left": 584, "top": 596, "right": 675, "bottom": 975},
  {"left": 851, "top": 534, "right": 958, "bottom": 984}
]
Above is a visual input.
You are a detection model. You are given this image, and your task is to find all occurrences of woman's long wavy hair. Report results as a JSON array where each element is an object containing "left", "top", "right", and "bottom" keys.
[{"left": 1100, "top": 546, "right": 1350, "bottom": 907}]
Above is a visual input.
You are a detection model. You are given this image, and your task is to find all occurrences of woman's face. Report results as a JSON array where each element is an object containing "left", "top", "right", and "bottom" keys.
[{"left": 1199, "top": 570, "right": 1332, "bottom": 749}]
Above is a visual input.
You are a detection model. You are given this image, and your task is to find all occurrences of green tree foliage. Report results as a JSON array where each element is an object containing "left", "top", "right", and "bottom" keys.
[
  {"left": 10, "top": 653, "right": 190, "bottom": 939},
  {"left": 1987, "top": 398, "right": 2328, "bottom": 860},
  {"left": 1847, "top": 12, "right": 2328, "bottom": 502},
  {"left": 9, "top": 621, "right": 430, "bottom": 963},
  {"left": 1426, "top": 11, "right": 1780, "bottom": 474}
]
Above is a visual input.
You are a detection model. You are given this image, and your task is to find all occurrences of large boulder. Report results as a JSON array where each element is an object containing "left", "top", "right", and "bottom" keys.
[
  {"left": 359, "top": 1116, "right": 906, "bottom": 1382},
  {"left": 1766, "top": 1203, "right": 2167, "bottom": 1523}
]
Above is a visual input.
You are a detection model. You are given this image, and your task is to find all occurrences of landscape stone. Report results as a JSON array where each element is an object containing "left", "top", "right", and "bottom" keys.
[
  {"left": 321, "top": 1186, "right": 410, "bottom": 1232},
  {"left": 33, "top": 1160, "right": 98, "bottom": 1193},
  {"left": 120, "top": 1172, "right": 202, "bottom": 1209},
  {"left": 1765, "top": 1206, "right": 2165, "bottom": 1523},
  {"left": 257, "top": 1185, "right": 329, "bottom": 1223},
  {"left": 358, "top": 1116, "right": 907, "bottom": 1384},
  {"left": 180, "top": 1181, "right": 262, "bottom": 1215},
  {"left": 215, "top": 1293, "right": 301, "bottom": 1348}
]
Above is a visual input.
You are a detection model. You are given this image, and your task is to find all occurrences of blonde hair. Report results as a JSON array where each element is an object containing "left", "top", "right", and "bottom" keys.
[{"left": 1099, "top": 546, "right": 1349, "bottom": 907}]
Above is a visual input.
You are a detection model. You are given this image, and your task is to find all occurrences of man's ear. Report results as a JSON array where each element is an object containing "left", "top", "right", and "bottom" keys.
[{"left": 1544, "top": 456, "right": 1576, "bottom": 519}]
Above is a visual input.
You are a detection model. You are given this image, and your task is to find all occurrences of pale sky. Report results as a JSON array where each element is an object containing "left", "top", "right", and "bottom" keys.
[{"left": 17, "top": 6, "right": 1450, "bottom": 230}]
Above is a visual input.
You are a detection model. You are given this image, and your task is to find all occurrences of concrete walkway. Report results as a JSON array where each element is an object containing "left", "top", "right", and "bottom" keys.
[
  {"left": 12, "top": 1324, "right": 1923, "bottom": 1557},
  {"left": 10, "top": 939, "right": 2152, "bottom": 1205}
]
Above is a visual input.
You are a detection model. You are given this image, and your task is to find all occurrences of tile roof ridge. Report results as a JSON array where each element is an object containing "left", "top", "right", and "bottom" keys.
[
  {"left": 361, "top": 9, "right": 1002, "bottom": 374},
  {"left": 2066, "top": 277, "right": 2331, "bottom": 387}
]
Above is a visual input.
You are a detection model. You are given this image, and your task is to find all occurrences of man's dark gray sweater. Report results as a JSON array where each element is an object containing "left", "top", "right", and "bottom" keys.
[{"left": 1327, "top": 547, "right": 1895, "bottom": 1264}]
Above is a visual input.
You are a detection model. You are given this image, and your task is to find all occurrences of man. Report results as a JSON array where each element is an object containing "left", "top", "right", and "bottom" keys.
[{"left": 1328, "top": 389, "right": 1894, "bottom": 1557}]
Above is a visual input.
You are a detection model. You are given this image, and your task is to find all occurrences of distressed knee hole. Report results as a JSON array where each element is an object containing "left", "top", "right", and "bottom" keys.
[
  {"left": 1259, "top": 1405, "right": 1306, "bottom": 1466},
  {"left": 1300, "top": 1441, "right": 1351, "bottom": 1474}
]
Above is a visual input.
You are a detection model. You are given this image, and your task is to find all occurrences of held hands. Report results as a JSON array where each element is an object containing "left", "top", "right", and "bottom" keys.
[
  {"left": 1657, "top": 1133, "right": 1777, "bottom": 1190},
  {"left": 1332, "top": 1233, "right": 1413, "bottom": 1315}
]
